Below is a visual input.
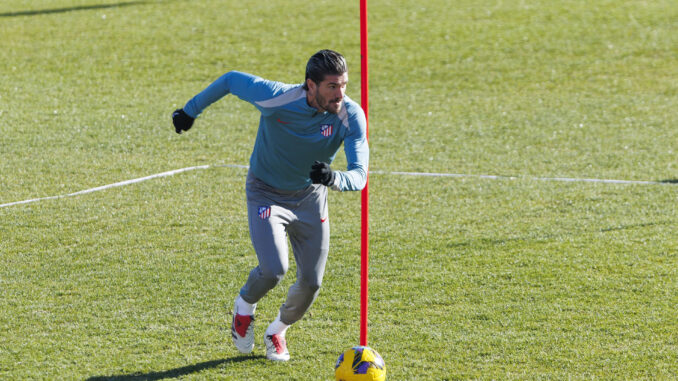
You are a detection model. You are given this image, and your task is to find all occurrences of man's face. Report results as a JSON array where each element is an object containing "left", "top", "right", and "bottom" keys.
[{"left": 307, "top": 73, "right": 348, "bottom": 114}]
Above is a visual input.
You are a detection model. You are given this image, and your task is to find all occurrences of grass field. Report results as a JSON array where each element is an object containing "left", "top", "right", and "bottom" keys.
[{"left": 1, "top": 0, "right": 677, "bottom": 379}]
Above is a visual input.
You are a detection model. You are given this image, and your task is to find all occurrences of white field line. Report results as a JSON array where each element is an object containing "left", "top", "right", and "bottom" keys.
[
  {"left": 0, "top": 165, "right": 210, "bottom": 208},
  {"left": 369, "top": 170, "right": 670, "bottom": 185},
  {"left": 0, "top": 164, "right": 673, "bottom": 208}
]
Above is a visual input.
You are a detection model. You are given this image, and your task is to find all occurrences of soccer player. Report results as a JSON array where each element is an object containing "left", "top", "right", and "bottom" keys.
[{"left": 171, "top": 50, "right": 368, "bottom": 361}]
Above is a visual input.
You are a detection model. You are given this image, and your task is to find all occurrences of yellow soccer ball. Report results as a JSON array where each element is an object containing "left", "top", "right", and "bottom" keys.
[{"left": 334, "top": 346, "right": 386, "bottom": 381}]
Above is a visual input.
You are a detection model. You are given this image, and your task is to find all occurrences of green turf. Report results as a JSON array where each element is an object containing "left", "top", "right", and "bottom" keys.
[{"left": 1, "top": 0, "right": 677, "bottom": 379}]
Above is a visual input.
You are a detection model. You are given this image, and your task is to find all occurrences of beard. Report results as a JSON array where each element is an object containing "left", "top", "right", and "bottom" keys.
[{"left": 315, "top": 92, "right": 343, "bottom": 114}]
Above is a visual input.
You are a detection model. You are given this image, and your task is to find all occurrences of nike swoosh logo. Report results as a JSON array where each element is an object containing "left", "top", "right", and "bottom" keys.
[
  {"left": 277, "top": 118, "right": 290, "bottom": 124},
  {"left": 321, "top": 218, "right": 327, "bottom": 223}
]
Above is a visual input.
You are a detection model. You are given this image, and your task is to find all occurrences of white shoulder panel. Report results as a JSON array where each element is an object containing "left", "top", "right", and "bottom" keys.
[
  {"left": 337, "top": 101, "right": 350, "bottom": 129},
  {"left": 255, "top": 86, "right": 306, "bottom": 109}
]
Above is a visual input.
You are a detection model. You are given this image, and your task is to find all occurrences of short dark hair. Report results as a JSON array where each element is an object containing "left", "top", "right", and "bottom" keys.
[{"left": 303, "top": 49, "right": 347, "bottom": 90}]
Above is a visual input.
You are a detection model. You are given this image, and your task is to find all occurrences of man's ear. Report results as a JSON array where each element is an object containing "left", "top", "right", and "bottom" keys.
[{"left": 306, "top": 78, "right": 316, "bottom": 93}]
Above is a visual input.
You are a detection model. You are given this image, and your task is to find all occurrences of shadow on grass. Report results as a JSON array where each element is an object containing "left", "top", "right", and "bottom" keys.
[
  {"left": 0, "top": 1, "right": 151, "bottom": 17},
  {"left": 600, "top": 220, "right": 674, "bottom": 233},
  {"left": 659, "top": 178, "right": 678, "bottom": 184},
  {"left": 86, "top": 355, "right": 265, "bottom": 381}
]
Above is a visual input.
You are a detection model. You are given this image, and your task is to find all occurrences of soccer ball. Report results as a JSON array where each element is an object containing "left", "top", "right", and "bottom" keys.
[{"left": 334, "top": 346, "right": 386, "bottom": 381}]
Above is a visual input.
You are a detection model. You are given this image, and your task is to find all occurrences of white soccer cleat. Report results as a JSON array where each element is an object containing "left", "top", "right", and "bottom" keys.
[
  {"left": 264, "top": 333, "right": 290, "bottom": 361},
  {"left": 231, "top": 306, "right": 255, "bottom": 354}
]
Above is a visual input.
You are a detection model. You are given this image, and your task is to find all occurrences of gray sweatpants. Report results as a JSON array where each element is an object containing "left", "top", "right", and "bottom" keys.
[{"left": 239, "top": 172, "right": 330, "bottom": 325}]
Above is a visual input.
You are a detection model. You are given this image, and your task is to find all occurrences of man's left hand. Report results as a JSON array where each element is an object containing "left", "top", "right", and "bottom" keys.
[{"left": 310, "top": 161, "right": 335, "bottom": 186}]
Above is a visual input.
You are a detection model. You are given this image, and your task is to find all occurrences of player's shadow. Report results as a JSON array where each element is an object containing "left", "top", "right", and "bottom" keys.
[
  {"left": 0, "top": 1, "right": 151, "bottom": 17},
  {"left": 85, "top": 355, "right": 265, "bottom": 381},
  {"left": 659, "top": 178, "right": 678, "bottom": 184}
]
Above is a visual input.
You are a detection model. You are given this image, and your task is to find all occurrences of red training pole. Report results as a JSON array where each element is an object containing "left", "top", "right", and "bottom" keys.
[{"left": 359, "top": 0, "right": 369, "bottom": 347}]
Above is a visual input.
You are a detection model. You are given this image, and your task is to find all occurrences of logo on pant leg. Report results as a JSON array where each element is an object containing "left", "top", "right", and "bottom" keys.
[{"left": 258, "top": 206, "right": 271, "bottom": 220}]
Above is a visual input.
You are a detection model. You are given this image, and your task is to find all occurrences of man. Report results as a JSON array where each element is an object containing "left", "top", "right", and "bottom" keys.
[{"left": 171, "top": 49, "right": 368, "bottom": 361}]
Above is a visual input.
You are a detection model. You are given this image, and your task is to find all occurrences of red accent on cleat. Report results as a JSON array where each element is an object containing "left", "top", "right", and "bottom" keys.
[
  {"left": 270, "top": 334, "right": 287, "bottom": 354},
  {"left": 233, "top": 314, "right": 253, "bottom": 338}
]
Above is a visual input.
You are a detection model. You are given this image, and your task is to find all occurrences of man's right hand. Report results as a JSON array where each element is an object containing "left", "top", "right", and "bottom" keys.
[{"left": 172, "top": 109, "right": 194, "bottom": 134}]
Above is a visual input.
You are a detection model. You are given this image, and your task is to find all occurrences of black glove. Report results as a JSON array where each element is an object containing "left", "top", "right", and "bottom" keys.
[
  {"left": 172, "top": 108, "right": 194, "bottom": 134},
  {"left": 310, "top": 161, "right": 335, "bottom": 186}
]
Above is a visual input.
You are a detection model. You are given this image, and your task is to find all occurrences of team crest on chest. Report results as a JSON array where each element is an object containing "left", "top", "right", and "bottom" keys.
[
  {"left": 258, "top": 206, "right": 271, "bottom": 220},
  {"left": 320, "top": 124, "right": 333, "bottom": 137}
]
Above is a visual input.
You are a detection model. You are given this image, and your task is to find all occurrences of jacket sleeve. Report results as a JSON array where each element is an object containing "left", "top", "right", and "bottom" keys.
[
  {"left": 183, "top": 71, "right": 284, "bottom": 118},
  {"left": 332, "top": 107, "right": 369, "bottom": 192}
]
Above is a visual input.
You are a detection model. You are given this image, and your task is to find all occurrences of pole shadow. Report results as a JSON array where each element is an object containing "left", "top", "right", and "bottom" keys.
[
  {"left": 86, "top": 355, "right": 265, "bottom": 381},
  {"left": 0, "top": 1, "right": 151, "bottom": 18}
]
